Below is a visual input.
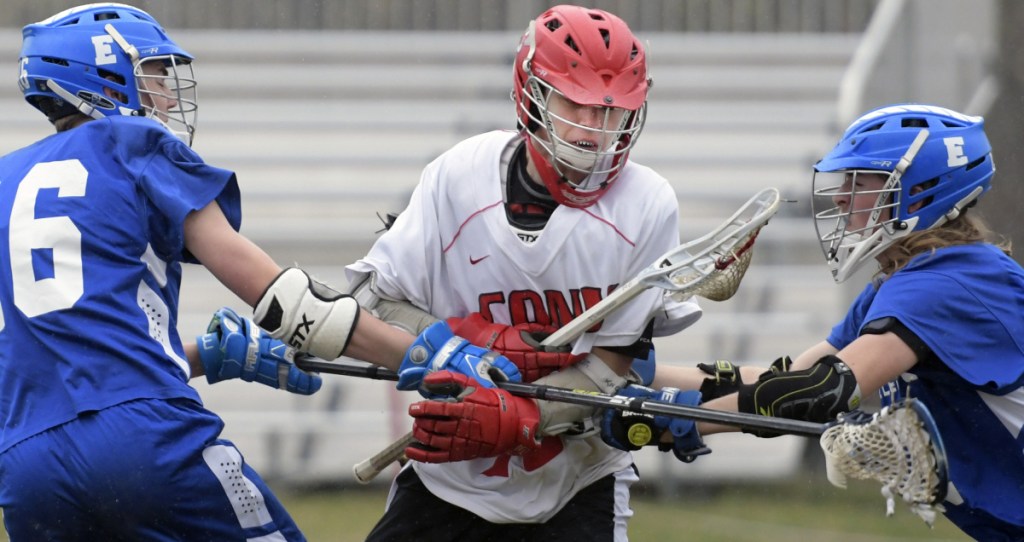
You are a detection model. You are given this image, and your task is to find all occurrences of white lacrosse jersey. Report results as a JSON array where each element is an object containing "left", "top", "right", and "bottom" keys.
[{"left": 347, "top": 130, "right": 700, "bottom": 523}]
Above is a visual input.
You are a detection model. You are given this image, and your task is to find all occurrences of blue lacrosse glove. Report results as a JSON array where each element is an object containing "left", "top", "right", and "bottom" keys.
[
  {"left": 197, "top": 307, "right": 322, "bottom": 395},
  {"left": 601, "top": 385, "right": 711, "bottom": 463},
  {"left": 398, "top": 321, "right": 523, "bottom": 398}
]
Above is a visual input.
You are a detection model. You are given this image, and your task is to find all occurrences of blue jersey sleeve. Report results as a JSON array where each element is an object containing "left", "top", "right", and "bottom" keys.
[
  {"left": 826, "top": 282, "right": 877, "bottom": 350},
  {"left": 113, "top": 119, "right": 241, "bottom": 263},
  {"left": 867, "top": 246, "right": 1024, "bottom": 394}
]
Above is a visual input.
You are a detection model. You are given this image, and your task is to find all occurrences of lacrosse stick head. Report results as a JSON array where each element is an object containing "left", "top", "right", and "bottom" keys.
[
  {"left": 663, "top": 187, "right": 781, "bottom": 302},
  {"left": 820, "top": 399, "right": 948, "bottom": 526}
]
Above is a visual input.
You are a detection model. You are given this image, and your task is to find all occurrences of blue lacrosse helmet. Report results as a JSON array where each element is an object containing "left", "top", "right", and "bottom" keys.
[
  {"left": 811, "top": 104, "right": 994, "bottom": 282},
  {"left": 817, "top": 104, "right": 993, "bottom": 231},
  {"left": 18, "top": 3, "right": 197, "bottom": 142}
]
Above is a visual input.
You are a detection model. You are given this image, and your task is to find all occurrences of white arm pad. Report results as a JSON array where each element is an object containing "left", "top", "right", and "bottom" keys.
[
  {"left": 535, "top": 354, "right": 630, "bottom": 436},
  {"left": 348, "top": 271, "right": 439, "bottom": 335},
  {"left": 253, "top": 267, "right": 360, "bottom": 360}
]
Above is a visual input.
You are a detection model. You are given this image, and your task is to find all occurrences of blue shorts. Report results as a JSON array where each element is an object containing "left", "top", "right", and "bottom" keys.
[{"left": 0, "top": 398, "right": 304, "bottom": 541}]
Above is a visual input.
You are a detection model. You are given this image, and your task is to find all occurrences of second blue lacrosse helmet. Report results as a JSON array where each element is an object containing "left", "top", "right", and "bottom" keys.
[
  {"left": 18, "top": 3, "right": 196, "bottom": 142},
  {"left": 816, "top": 104, "right": 994, "bottom": 232}
]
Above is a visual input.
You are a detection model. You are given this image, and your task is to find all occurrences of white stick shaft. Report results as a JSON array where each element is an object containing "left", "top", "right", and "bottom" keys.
[
  {"left": 352, "top": 432, "right": 414, "bottom": 484},
  {"left": 539, "top": 278, "right": 646, "bottom": 348}
]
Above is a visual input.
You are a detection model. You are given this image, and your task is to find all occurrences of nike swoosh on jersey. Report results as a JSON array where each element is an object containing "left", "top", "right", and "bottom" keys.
[{"left": 469, "top": 255, "right": 490, "bottom": 265}]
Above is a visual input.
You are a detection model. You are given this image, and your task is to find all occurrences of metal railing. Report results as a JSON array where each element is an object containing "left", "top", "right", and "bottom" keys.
[{"left": 835, "top": 0, "right": 998, "bottom": 128}]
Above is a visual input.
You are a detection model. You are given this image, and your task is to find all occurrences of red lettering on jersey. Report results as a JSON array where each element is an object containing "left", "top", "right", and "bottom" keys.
[
  {"left": 543, "top": 286, "right": 611, "bottom": 331},
  {"left": 478, "top": 292, "right": 505, "bottom": 322},
  {"left": 544, "top": 289, "right": 576, "bottom": 328},
  {"left": 475, "top": 284, "right": 618, "bottom": 329},
  {"left": 481, "top": 437, "right": 564, "bottom": 477},
  {"left": 481, "top": 454, "right": 511, "bottom": 477},
  {"left": 523, "top": 437, "right": 564, "bottom": 470},
  {"left": 508, "top": 290, "right": 547, "bottom": 325}
]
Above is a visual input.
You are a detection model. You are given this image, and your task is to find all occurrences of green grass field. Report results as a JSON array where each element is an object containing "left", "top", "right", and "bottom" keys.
[
  {"left": 0, "top": 479, "right": 969, "bottom": 541},
  {"left": 276, "top": 479, "right": 970, "bottom": 541}
]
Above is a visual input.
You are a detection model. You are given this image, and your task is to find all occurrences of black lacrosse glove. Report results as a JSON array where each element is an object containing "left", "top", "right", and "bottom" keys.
[{"left": 698, "top": 357, "right": 794, "bottom": 402}]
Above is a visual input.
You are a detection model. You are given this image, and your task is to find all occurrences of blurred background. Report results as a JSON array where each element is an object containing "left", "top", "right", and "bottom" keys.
[{"left": 1, "top": 1, "right": 1018, "bottom": 539}]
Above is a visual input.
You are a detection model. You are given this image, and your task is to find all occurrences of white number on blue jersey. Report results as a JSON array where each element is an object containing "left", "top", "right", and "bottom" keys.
[{"left": 8, "top": 160, "right": 86, "bottom": 317}]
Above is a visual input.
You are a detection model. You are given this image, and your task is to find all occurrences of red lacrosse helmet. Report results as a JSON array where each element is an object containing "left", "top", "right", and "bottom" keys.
[{"left": 513, "top": 5, "right": 650, "bottom": 208}]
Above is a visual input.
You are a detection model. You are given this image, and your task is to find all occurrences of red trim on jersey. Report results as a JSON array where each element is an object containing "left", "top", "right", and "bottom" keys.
[
  {"left": 581, "top": 208, "right": 636, "bottom": 247},
  {"left": 442, "top": 200, "right": 504, "bottom": 253}
]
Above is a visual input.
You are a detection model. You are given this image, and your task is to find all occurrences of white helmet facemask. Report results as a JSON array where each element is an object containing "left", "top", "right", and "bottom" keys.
[
  {"left": 101, "top": 22, "right": 197, "bottom": 145},
  {"left": 812, "top": 169, "right": 916, "bottom": 282},
  {"left": 134, "top": 55, "right": 198, "bottom": 145},
  {"left": 521, "top": 76, "right": 644, "bottom": 192},
  {"left": 812, "top": 129, "right": 930, "bottom": 283}
]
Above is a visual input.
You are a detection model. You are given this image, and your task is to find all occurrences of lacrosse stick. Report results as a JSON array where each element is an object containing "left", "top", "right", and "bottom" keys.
[
  {"left": 297, "top": 357, "right": 949, "bottom": 522},
  {"left": 539, "top": 186, "right": 781, "bottom": 348},
  {"left": 311, "top": 187, "right": 781, "bottom": 483}
]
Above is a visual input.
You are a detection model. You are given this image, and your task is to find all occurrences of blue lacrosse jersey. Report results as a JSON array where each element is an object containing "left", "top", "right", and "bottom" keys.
[
  {"left": 0, "top": 116, "right": 241, "bottom": 455},
  {"left": 827, "top": 243, "right": 1024, "bottom": 534}
]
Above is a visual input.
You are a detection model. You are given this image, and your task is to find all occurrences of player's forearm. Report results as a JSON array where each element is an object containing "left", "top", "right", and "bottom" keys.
[
  {"left": 184, "top": 342, "right": 205, "bottom": 379},
  {"left": 342, "top": 309, "right": 415, "bottom": 371}
]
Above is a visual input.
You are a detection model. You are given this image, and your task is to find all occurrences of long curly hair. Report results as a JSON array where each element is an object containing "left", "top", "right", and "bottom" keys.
[{"left": 877, "top": 209, "right": 1011, "bottom": 278}]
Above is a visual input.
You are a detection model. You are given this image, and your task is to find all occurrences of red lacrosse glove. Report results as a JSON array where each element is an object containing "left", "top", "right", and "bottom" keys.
[
  {"left": 447, "top": 313, "right": 586, "bottom": 382},
  {"left": 406, "top": 371, "right": 542, "bottom": 463}
]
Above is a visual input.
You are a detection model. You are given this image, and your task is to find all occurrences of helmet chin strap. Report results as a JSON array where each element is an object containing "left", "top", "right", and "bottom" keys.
[
  {"left": 45, "top": 80, "right": 106, "bottom": 120},
  {"left": 104, "top": 23, "right": 140, "bottom": 63},
  {"left": 932, "top": 185, "right": 985, "bottom": 229}
]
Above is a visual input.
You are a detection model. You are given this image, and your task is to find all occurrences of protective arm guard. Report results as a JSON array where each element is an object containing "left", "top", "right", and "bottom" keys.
[
  {"left": 737, "top": 355, "right": 861, "bottom": 437},
  {"left": 253, "top": 267, "right": 360, "bottom": 360},
  {"left": 534, "top": 354, "right": 632, "bottom": 436},
  {"left": 348, "top": 271, "right": 438, "bottom": 335}
]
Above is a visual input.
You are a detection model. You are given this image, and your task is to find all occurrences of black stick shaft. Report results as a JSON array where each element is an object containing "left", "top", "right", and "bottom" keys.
[{"left": 295, "top": 357, "right": 826, "bottom": 436}]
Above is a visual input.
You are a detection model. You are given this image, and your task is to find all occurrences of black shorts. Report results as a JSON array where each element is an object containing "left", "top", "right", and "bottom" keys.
[{"left": 366, "top": 465, "right": 634, "bottom": 542}]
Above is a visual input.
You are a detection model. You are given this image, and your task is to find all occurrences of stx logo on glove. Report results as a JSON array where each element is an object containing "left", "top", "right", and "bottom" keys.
[{"left": 287, "top": 314, "right": 315, "bottom": 349}]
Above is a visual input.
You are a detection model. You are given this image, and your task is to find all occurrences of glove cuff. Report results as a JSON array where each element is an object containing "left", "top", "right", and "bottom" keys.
[
  {"left": 697, "top": 359, "right": 742, "bottom": 401},
  {"left": 399, "top": 322, "right": 457, "bottom": 377},
  {"left": 510, "top": 393, "right": 543, "bottom": 452},
  {"left": 196, "top": 332, "right": 226, "bottom": 384}
]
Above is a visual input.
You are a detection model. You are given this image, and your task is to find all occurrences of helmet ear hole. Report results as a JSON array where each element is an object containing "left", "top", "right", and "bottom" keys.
[{"left": 98, "top": 69, "right": 125, "bottom": 86}]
